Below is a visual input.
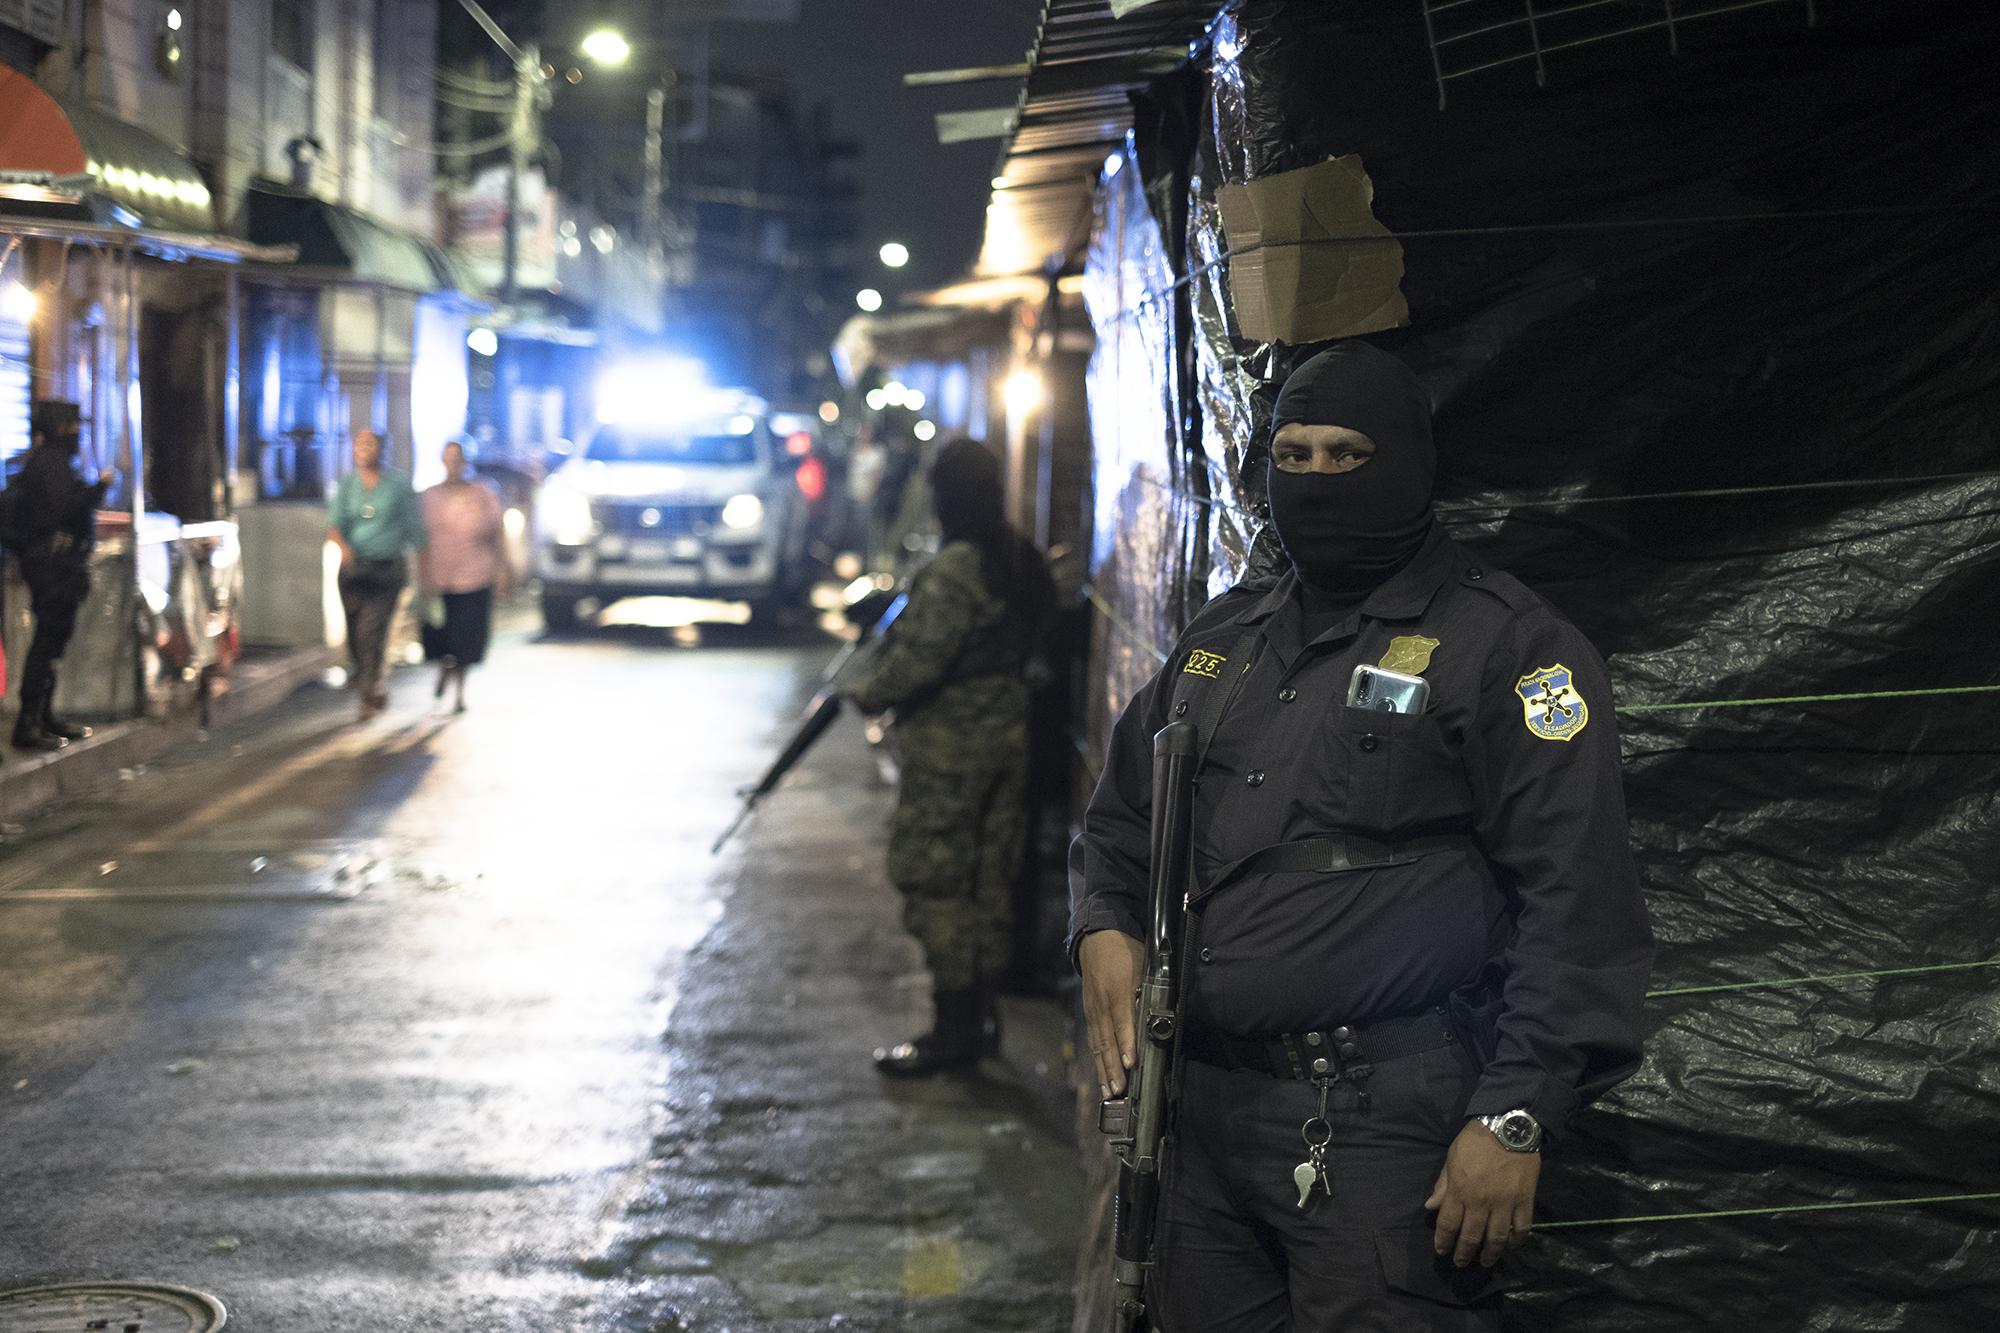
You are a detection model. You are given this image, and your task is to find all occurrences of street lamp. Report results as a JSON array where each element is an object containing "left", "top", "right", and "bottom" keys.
[
  {"left": 878, "top": 242, "right": 909, "bottom": 269},
  {"left": 855, "top": 288, "right": 883, "bottom": 312},
  {"left": 580, "top": 28, "right": 631, "bottom": 67}
]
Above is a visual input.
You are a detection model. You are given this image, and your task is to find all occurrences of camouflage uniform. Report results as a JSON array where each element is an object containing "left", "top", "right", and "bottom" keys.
[{"left": 847, "top": 540, "right": 1029, "bottom": 992}]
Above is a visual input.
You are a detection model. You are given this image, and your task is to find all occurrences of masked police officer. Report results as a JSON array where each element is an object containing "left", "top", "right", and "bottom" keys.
[
  {"left": 1070, "top": 342, "right": 1653, "bottom": 1329},
  {"left": 8, "top": 401, "right": 110, "bottom": 753}
]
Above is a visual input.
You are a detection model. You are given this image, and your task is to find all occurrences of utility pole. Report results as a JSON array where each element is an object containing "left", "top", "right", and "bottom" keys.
[
  {"left": 503, "top": 44, "right": 540, "bottom": 305},
  {"left": 452, "top": 0, "right": 534, "bottom": 304},
  {"left": 641, "top": 81, "right": 665, "bottom": 274}
]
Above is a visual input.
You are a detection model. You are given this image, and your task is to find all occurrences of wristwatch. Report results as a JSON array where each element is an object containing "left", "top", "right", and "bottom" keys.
[{"left": 1478, "top": 1108, "right": 1544, "bottom": 1153}]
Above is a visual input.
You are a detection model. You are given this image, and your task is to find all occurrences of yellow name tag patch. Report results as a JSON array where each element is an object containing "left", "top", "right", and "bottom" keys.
[{"left": 1183, "top": 649, "right": 1227, "bottom": 679}]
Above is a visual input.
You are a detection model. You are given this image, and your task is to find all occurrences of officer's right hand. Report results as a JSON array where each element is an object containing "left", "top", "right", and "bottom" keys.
[{"left": 1079, "top": 929, "right": 1146, "bottom": 1098}]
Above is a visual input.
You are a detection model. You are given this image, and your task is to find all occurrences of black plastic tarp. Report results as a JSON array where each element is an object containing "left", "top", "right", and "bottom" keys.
[{"left": 1079, "top": 1, "right": 2000, "bottom": 1325}]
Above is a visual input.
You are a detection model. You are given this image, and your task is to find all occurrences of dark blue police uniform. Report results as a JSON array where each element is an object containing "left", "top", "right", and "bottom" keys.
[{"left": 1069, "top": 522, "right": 1654, "bottom": 1330}]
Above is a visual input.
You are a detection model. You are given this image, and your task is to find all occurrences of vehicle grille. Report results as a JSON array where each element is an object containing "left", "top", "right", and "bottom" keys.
[{"left": 594, "top": 501, "right": 726, "bottom": 537}]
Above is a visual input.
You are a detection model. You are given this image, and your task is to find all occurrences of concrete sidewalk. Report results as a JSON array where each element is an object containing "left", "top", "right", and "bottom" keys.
[
  {"left": 0, "top": 645, "right": 330, "bottom": 824},
  {"left": 588, "top": 665, "right": 1091, "bottom": 1331}
]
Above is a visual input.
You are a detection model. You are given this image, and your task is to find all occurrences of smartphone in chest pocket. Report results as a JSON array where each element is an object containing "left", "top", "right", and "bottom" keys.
[{"left": 1346, "top": 664, "right": 1431, "bottom": 716}]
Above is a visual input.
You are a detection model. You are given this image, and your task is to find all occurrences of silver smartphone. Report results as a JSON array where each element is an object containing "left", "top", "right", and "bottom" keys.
[{"left": 1346, "top": 664, "right": 1431, "bottom": 715}]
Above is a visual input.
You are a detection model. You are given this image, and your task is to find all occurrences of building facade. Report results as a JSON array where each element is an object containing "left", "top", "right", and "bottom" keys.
[{"left": 0, "top": 0, "right": 462, "bottom": 710}]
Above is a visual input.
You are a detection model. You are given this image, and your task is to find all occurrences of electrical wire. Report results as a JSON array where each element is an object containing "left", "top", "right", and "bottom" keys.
[{"left": 433, "top": 128, "right": 528, "bottom": 156}]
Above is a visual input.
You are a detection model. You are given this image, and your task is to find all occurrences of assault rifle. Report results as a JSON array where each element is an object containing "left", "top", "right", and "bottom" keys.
[
  {"left": 710, "top": 582, "right": 905, "bottom": 855},
  {"left": 1097, "top": 719, "right": 1199, "bottom": 1331}
]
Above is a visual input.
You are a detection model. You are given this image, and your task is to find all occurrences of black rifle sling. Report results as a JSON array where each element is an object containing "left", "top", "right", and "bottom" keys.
[{"left": 1159, "top": 625, "right": 1266, "bottom": 1146}]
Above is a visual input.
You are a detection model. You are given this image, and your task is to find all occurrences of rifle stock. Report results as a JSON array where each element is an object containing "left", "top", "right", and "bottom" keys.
[{"left": 1100, "top": 720, "right": 1199, "bottom": 1330}]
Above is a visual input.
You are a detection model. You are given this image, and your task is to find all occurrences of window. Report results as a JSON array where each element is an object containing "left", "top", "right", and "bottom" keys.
[
  {"left": 372, "top": 0, "right": 395, "bottom": 116},
  {"left": 586, "top": 428, "right": 762, "bottom": 467},
  {"left": 272, "top": 0, "right": 309, "bottom": 69}
]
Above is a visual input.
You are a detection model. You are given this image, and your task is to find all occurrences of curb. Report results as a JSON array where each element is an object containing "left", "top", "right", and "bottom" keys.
[{"left": 0, "top": 646, "right": 330, "bottom": 824}]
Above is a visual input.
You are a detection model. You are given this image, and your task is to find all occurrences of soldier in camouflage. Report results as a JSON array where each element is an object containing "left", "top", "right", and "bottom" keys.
[{"left": 845, "top": 438, "right": 1055, "bottom": 1076}]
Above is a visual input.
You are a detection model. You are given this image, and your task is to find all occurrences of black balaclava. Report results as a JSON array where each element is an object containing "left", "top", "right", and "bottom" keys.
[
  {"left": 1265, "top": 341, "right": 1436, "bottom": 601},
  {"left": 931, "top": 437, "right": 1005, "bottom": 550},
  {"left": 930, "top": 437, "right": 1055, "bottom": 629}
]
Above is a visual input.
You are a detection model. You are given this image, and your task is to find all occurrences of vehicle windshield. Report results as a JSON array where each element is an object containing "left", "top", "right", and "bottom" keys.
[{"left": 587, "top": 424, "right": 762, "bottom": 466}]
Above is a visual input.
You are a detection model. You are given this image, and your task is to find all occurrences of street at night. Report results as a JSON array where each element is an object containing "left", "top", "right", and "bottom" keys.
[
  {"left": 0, "top": 613, "right": 1080, "bottom": 1330},
  {"left": 5, "top": 0, "right": 1999, "bottom": 1328}
]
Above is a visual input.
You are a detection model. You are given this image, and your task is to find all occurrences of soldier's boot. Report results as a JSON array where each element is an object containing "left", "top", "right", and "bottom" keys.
[
  {"left": 41, "top": 667, "right": 92, "bottom": 741},
  {"left": 11, "top": 678, "right": 67, "bottom": 752},
  {"left": 873, "top": 989, "right": 983, "bottom": 1077}
]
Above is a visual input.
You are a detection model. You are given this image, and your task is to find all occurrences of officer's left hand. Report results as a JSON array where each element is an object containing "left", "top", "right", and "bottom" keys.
[{"left": 1425, "top": 1121, "right": 1541, "bottom": 1268}]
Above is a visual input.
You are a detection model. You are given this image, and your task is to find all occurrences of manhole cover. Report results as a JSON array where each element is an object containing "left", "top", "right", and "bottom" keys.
[{"left": 0, "top": 1281, "right": 226, "bottom": 1330}]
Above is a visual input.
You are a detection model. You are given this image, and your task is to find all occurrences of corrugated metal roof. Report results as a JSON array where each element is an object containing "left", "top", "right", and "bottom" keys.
[{"left": 974, "top": 0, "right": 1223, "bottom": 279}]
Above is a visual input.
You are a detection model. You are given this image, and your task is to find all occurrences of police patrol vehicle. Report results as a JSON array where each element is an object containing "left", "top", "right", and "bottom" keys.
[{"left": 532, "top": 378, "right": 826, "bottom": 630}]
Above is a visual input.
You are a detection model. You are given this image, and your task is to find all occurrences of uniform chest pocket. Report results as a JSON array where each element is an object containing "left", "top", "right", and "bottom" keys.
[{"left": 1327, "top": 704, "right": 1453, "bottom": 833}]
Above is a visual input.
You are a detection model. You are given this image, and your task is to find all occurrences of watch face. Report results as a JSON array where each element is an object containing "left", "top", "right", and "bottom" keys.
[{"left": 1486, "top": 1111, "right": 1541, "bottom": 1150}]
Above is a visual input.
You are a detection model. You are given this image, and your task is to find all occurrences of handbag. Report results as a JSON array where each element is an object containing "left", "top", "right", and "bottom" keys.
[{"left": 419, "top": 593, "right": 449, "bottom": 662}]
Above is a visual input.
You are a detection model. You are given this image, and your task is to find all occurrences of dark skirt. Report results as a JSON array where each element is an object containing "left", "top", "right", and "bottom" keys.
[{"left": 424, "top": 587, "right": 494, "bottom": 666}]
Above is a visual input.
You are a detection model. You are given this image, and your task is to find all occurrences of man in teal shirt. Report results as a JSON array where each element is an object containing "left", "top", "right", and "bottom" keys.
[{"left": 327, "top": 430, "right": 424, "bottom": 719}]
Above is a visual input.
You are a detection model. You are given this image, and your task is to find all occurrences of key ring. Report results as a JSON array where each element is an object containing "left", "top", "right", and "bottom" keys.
[{"left": 1299, "top": 1116, "right": 1332, "bottom": 1151}]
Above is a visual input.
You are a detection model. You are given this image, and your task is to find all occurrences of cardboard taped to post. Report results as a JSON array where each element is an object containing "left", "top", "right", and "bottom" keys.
[{"left": 1216, "top": 155, "right": 1408, "bottom": 344}]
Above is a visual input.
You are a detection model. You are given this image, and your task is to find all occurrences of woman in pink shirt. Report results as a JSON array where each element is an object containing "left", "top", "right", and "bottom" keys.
[{"left": 418, "top": 441, "right": 511, "bottom": 712}]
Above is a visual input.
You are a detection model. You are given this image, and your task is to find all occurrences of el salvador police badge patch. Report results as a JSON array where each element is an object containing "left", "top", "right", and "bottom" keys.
[
  {"left": 1515, "top": 664, "right": 1589, "bottom": 742},
  {"left": 1183, "top": 649, "right": 1226, "bottom": 679}
]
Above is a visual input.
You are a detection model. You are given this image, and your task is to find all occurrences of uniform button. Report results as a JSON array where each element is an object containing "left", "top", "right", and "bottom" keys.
[
  {"left": 1198, "top": 947, "right": 1213, "bottom": 963},
  {"left": 1246, "top": 770, "right": 1265, "bottom": 787},
  {"left": 1304, "top": 1031, "right": 1323, "bottom": 1047},
  {"left": 1359, "top": 735, "right": 1379, "bottom": 753},
  {"left": 1337, "top": 1042, "right": 1362, "bottom": 1060},
  {"left": 1173, "top": 700, "right": 1189, "bottom": 717},
  {"left": 1277, "top": 687, "right": 1297, "bottom": 703},
  {"left": 1330, "top": 1026, "right": 1352, "bottom": 1041},
  {"left": 1310, "top": 1057, "right": 1331, "bottom": 1075},
  {"left": 1467, "top": 566, "right": 1484, "bottom": 580}
]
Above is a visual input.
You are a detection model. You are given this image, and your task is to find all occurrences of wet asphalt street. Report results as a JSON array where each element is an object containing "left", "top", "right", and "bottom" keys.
[{"left": 0, "top": 606, "right": 1083, "bottom": 1330}]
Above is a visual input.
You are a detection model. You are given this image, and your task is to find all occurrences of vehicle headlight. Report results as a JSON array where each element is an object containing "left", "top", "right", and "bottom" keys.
[
  {"left": 721, "top": 493, "right": 764, "bottom": 530},
  {"left": 538, "top": 481, "right": 595, "bottom": 545}
]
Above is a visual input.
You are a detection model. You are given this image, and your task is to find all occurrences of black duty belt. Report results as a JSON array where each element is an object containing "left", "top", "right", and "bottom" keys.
[{"left": 1183, "top": 1007, "right": 1459, "bottom": 1082}]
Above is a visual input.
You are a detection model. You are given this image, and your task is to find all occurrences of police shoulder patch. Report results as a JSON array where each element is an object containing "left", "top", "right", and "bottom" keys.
[
  {"left": 1514, "top": 663, "right": 1589, "bottom": 742},
  {"left": 1183, "top": 648, "right": 1226, "bottom": 679}
]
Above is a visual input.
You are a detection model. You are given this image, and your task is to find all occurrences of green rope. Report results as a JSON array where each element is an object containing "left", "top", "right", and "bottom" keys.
[
  {"left": 1648, "top": 957, "right": 2000, "bottom": 999},
  {"left": 1624, "top": 683, "right": 2000, "bottom": 714},
  {"left": 1538, "top": 1189, "right": 2000, "bottom": 1231},
  {"left": 1081, "top": 582, "right": 2000, "bottom": 715}
]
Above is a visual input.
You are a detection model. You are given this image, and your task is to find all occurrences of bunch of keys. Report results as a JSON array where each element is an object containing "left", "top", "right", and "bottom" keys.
[{"left": 1293, "top": 1078, "right": 1333, "bottom": 1209}]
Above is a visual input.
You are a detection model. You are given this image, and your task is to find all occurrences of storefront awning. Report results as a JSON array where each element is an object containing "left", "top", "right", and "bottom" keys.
[
  {"left": 243, "top": 180, "right": 467, "bottom": 295},
  {"left": 0, "top": 67, "right": 217, "bottom": 232}
]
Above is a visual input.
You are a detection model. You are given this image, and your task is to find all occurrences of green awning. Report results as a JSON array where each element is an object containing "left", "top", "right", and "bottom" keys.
[{"left": 243, "top": 180, "right": 463, "bottom": 293}]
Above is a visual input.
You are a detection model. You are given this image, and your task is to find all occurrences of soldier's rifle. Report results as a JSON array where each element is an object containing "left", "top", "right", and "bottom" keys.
[
  {"left": 710, "top": 585, "right": 906, "bottom": 855},
  {"left": 1097, "top": 719, "right": 1199, "bottom": 1331}
]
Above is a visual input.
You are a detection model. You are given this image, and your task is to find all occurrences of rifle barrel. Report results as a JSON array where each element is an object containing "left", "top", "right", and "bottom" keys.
[{"left": 1106, "top": 720, "right": 1199, "bottom": 1328}]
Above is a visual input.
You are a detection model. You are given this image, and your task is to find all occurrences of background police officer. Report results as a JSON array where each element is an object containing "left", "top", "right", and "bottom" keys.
[
  {"left": 1070, "top": 342, "right": 1654, "bottom": 1329},
  {"left": 8, "top": 401, "right": 110, "bottom": 753}
]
